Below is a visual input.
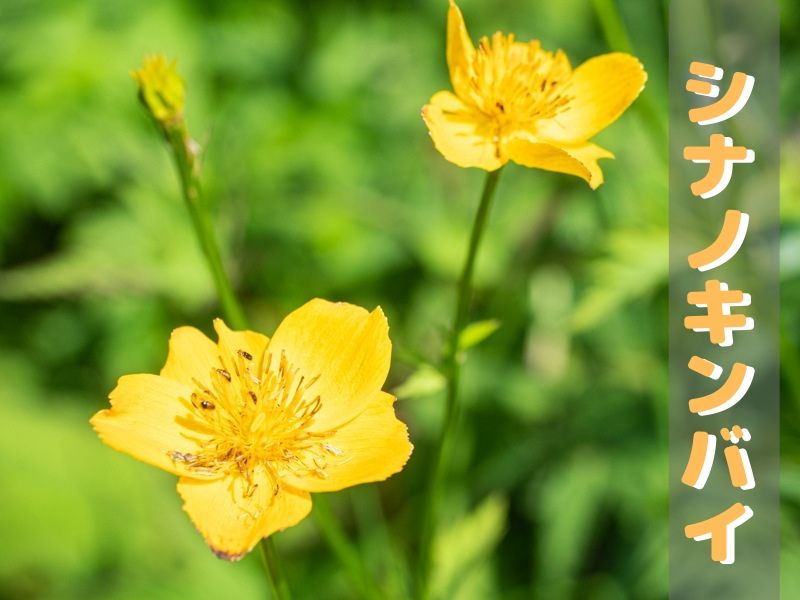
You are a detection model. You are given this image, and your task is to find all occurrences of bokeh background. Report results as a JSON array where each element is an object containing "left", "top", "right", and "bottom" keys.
[{"left": 1, "top": 0, "right": 798, "bottom": 598}]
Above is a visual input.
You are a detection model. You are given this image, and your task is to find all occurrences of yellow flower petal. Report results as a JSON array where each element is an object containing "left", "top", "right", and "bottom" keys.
[
  {"left": 212, "top": 318, "right": 270, "bottom": 364},
  {"left": 177, "top": 471, "right": 311, "bottom": 560},
  {"left": 90, "top": 374, "right": 216, "bottom": 478},
  {"left": 422, "top": 91, "right": 503, "bottom": 171},
  {"left": 536, "top": 52, "right": 646, "bottom": 143},
  {"left": 160, "top": 321, "right": 270, "bottom": 389},
  {"left": 265, "top": 299, "right": 391, "bottom": 429},
  {"left": 562, "top": 142, "right": 615, "bottom": 189},
  {"left": 160, "top": 326, "right": 219, "bottom": 388},
  {"left": 447, "top": 0, "right": 475, "bottom": 100},
  {"left": 504, "top": 133, "right": 613, "bottom": 189},
  {"left": 283, "top": 392, "right": 413, "bottom": 492}
]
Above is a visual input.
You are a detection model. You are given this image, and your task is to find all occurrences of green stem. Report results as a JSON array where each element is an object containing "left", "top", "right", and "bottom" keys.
[
  {"left": 417, "top": 168, "right": 503, "bottom": 599},
  {"left": 590, "top": 0, "right": 667, "bottom": 153},
  {"left": 163, "top": 125, "right": 289, "bottom": 595},
  {"left": 161, "top": 122, "right": 377, "bottom": 599},
  {"left": 313, "top": 495, "right": 384, "bottom": 600},
  {"left": 166, "top": 125, "right": 247, "bottom": 330},
  {"left": 353, "top": 488, "right": 408, "bottom": 598},
  {"left": 260, "top": 538, "right": 292, "bottom": 600},
  {"left": 591, "top": 0, "right": 634, "bottom": 53}
]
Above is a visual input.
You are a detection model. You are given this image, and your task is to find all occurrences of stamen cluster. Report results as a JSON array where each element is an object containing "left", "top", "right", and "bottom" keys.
[
  {"left": 170, "top": 349, "right": 344, "bottom": 497},
  {"left": 467, "top": 33, "right": 572, "bottom": 129}
]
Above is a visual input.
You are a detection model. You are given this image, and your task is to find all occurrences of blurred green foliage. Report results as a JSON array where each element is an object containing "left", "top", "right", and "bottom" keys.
[{"left": 0, "top": 0, "right": 797, "bottom": 598}]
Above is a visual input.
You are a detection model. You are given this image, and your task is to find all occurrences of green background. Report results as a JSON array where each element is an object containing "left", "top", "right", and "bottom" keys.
[{"left": 0, "top": 0, "right": 797, "bottom": 598}]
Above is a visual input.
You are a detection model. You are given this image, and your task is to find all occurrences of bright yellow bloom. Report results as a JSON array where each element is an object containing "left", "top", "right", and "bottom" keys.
[
  {"left": 131, "top": 54, "right": 186, "bottom": 126},
  {"left": 90, "top": 299, "right": 413, "bottom": 560},
  {"left": 422, "top": 0, "right": 647, "bottom": 188}
]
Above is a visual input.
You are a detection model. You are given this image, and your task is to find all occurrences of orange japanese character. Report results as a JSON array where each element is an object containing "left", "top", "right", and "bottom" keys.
[
  {"left": 686, "top": 61, "right": 755, "bottom": 125},
  {"left": 684, "top": 134, "right": 755, "bottom": 199},
  {"left": 682, "top": 431, "right": 716, "bottom": 489},
  {"left": 688, "top": 210, "right": 749, "bottom": 272},
  {"left": 681, "top": 426, "right": 755, "bottom": 490},
  {"left": 687, "top": 356, "right": 754, "bottom": 415},
  {"left": 684, "top": 280, "right": 754, "bottom": 346},
  {"left": 720, "top": 426, "right": 755, "bottom": 490},
  {"left": 685, "top": 503, "right": 753, "bottom": 564}
]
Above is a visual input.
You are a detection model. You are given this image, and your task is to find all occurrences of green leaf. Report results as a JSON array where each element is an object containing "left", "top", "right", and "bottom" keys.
[
  {"left": 0, "top": 183, "right": 213, "bottom": 309},
  {"left": 532, "top": 452, "right": 609, "bottom": 598},
  {"left": 393, "top": 364, "right": 445, "bottom": 400},
  {"left": 432, "top": 495, "right": 508, "bottom": 600},
  {"left": 458, "top": 319, "right": 501, "bottom": 351},
  {"left": 570, "top": 227, "right": 667, "bottom": 332}
]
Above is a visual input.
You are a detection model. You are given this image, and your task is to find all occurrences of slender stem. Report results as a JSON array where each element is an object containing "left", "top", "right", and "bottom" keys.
[
  {"left": 163, "top": 125, "right": 289, "bottom": 595},
  {"left": 161, "top": 123, "right": 377, "bottom": 598},
  {"left": 166, "top": 126, "right": 247, "bottom": 330},
  {"left": 260, "top": 538, "right": 292, "bottom": 600},
  {"left": 353, "top": 488, "right": 408, "bottom": 598},
  {"left": 590, "top": 0, "right": 633, "bottom": 53},
  {"left": 417, "top": 168, "right": 503, "bottom": 599},
  {"left": 590, "top": 0, "right": 667, "bottom": 154},
  {"left": 313, "top": 495, "right": 384, "bottom": 600}
]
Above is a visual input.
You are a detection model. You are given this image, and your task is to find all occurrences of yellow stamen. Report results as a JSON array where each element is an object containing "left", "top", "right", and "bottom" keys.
[{"left": 170, "top": 349, "right": 343, "bottom": 488}]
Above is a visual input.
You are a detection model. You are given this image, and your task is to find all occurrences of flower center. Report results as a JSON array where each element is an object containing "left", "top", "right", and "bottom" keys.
[
  {"left": 169, "top": 349, "right": 343, "bottom": 496},
  {"left": 467, "top": 33, "right": 572, "bottom": 128}
]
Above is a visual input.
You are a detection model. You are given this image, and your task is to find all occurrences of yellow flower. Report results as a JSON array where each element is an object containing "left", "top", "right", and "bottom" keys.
[
  {"left": 131, "top": 54, "right": 186, "bottom": 126},
  {"left": 90, "top": 299, "right": 413, "bottom": 560},
  {"left": 422, "top": 0, "right": 647, "bottom": 188}
]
